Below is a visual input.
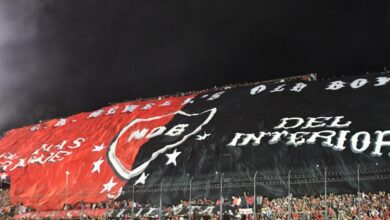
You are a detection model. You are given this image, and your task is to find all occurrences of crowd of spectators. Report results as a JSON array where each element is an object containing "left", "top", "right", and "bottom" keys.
[
  {"left": 112, "top": 192, "right": 390, "bottom": 219},
  {"left": 0, "top": 188, "right": 12, "bottom": 217},
  {"left": 1, "top": 187, "right": 390, "bottom": 219},
  {"left": 110, "top": 191, "right": 390, "bottom": 219},
  {"left": 259, "top": 191, "right": 390, "bottom": 219}
]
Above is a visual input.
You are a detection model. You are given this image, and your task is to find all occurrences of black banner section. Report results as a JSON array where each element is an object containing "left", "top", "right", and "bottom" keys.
[{"left": 118, "top": 73, "right": 390, "bottom": 204}]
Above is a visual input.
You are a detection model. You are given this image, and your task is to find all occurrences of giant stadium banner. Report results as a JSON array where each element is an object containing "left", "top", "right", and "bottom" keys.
[{"left": 0, "top": 73, "right": 390, "bottom": 210}]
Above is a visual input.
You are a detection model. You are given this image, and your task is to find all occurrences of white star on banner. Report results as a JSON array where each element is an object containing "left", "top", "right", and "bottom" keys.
[
  {"left": 134, "top": 172, "right": 149, "bottom": 185},
  {"left": 100, "top": 177, "right": 117, "bottom": 193},
  {"left": 165, "top": 149, "right": 182, "bottom": 166},
  {"left": 92, "top": 144, "right": 105, "bottom": 152},
  {"left": 0, "top": 173, "right": 8, "bottom": 181},
  {"left": 195, "top": 132, "right": 211, "bottom": 140},
  {"left": 91, "top": 157, "right": 104, "bottom": 173}
]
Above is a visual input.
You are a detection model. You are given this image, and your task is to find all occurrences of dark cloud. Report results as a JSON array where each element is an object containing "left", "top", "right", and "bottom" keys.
[{"left": 0, "top": 0, "right": 390, "bottom": 133}]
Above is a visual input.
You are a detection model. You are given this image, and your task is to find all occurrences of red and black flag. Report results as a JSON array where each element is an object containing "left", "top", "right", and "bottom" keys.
[{"left": 1, "top": 73, "right": 390, "bottom": 210}]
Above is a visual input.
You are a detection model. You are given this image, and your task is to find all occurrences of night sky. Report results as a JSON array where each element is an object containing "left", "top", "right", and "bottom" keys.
[{"left": 0, "top": 1, "right": 389, "bottom": 133}]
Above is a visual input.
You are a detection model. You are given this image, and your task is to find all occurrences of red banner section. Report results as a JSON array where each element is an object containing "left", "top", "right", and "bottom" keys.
[{"left": 0, "top": 95, "right": 194, "bottom": 210}]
